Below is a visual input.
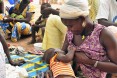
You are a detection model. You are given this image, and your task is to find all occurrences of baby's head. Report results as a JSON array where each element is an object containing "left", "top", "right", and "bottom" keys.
[
  {"left": 40, "top": 3, "right": 51, "bottom": 14},
  {"left": 40, "top": 3, "right": 52, "bottom": 18},
  {"left": 42, "top": 48, "right": 56, "bottom": 64},
  {"left": 42, "top": 48, "right": 63, "bottom": 64}
]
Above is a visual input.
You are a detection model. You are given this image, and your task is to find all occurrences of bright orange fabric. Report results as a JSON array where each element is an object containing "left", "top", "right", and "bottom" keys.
[{"left": 50, "top": 54, "right": 75, "bottom": 78}]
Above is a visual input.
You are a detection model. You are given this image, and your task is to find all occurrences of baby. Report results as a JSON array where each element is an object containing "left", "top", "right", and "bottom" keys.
[{"left": 42, "top": 46, "right": 76, "bottom": 78}]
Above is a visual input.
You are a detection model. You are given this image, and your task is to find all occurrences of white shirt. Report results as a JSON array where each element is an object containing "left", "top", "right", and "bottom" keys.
[
  {"left": 0, "top": 42, "right": 5, "bottom": 78},
  {"left": 96, "top": 0, "right": 117, "bottom": 23}
]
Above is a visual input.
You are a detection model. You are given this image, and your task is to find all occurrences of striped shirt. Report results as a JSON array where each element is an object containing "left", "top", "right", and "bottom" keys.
[{"left": 50, "top": 54, "right": 75, "bottom": 78}]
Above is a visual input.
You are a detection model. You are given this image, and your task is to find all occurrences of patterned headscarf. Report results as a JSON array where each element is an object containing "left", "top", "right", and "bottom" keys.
[{"left": 59, "top": 0, "right": 89, "bottom": 19}]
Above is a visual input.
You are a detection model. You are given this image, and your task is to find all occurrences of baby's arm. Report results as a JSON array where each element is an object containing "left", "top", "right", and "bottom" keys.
[{"left": 56, "top": 46, "right": 76, "bottom": 63}]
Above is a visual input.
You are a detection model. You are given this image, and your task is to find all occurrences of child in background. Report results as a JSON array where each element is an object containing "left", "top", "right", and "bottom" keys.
[
  {"left": 28, "top": 3, "right": 51, "bottom": 44},
  {"left": 28, "top": 3, "right": 59, "bottom": 44},
  {"left": 42, "top": 46, "right": 76, "bottom": 78}
]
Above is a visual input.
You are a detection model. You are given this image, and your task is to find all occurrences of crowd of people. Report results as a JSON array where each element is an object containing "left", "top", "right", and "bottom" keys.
[{"left": 0, "top": 0, "right": 117, "bottom": 78}]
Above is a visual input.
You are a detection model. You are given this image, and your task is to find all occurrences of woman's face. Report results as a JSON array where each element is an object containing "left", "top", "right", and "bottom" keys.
[{"left": 61, "top": 18, "right": 84, "bottom": 35}]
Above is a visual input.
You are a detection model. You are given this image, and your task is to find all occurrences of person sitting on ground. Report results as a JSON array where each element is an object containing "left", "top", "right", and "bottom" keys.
[
  {"left": 28, "top": 3, "right": 58, "bottom": 44},
  {"left": 59, "top": 0, "right": 117, "bottom": 78},
  {"left": 28, "top": 3, "right": 59, "bottom": 44},
  {"left": 2, "top": 0, "right": 35, "bottom": 42},
  {"left": 42, "top": 47, "right": 76, "bottom": 78},
  {"left": 29, "top": 3, "right": 51, "bottom": 44}
]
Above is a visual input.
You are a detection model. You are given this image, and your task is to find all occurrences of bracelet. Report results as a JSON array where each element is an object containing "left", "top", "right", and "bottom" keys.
[{"left": 94, "top": 61, "right": 99, "bottom": 67}]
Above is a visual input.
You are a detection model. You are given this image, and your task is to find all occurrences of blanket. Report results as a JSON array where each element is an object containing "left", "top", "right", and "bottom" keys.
[{"left": 10, "top": 53, "right": 49, "bottom": 78}]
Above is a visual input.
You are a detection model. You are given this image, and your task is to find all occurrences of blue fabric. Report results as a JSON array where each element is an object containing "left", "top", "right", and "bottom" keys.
[
  {"left": 11, "top": 22, "right": 26, "bottom": 39},
  {"left": 113, "top": 16, "right": 117, "bottom": 23},
  {"left": 0, "top": 21, "right": 9, "bottom": 33},
  {"left": 10, "top": 53, "right": 49, "bottom": 78},
  {"left": 8, "top": 0, "right": 20, "bottom": 5},
  {"left": 8, "top": 0, "right": 15, "bottom": 4},
  {"left": 9, "top": 7, "right": 14, "bottom": 14},
  {"left": 11, "top": 24, "right": 17, "bottom": 38},
  {"left": 21, "top": 22, "right": 26, "bottom": 30}
]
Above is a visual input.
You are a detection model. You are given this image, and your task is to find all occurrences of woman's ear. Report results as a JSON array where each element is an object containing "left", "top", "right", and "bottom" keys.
[
  {"left": 82, "top": 20, "right": 86, "bottom": 27},
  {"left": 78, "top": 16, "right": 86, "bottom": 27}
]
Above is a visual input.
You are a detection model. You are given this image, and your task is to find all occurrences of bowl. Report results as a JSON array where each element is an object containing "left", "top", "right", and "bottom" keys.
[{"left": 34, "top": 43, "right": 42, "bottom": 51}]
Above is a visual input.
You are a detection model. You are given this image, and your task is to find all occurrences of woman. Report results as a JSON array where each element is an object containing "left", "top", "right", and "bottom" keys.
[
  {"left": 3, "top": 0, "right": 35, "bottom": 42},
  {"left": 60, "top": 0, "right": 117, "bottom": 78}
]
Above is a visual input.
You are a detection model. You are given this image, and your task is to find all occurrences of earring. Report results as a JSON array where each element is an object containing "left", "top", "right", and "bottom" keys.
[{"left": 82, "top": 21, "right": 86, "bottom": 27}]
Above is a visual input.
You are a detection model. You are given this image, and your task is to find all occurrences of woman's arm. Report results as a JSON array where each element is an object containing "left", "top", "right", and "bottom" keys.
[
  {"left": 35, "top": 15, "right": 43, "bottom": 25},
  {"left": 0, "top": 33, "right": 25, "bottom": 66},
  {"left": 14, "top": 12, "right": 34, "bottom": 23},
  {"left": 0, "top": 33, "right": 12, "bottom": 64},
  {"left": 75, "top": 52, "right": 117, "bottom": 73},
  {"left": 98, "top": 27, "right": 117, "bottom": 72},
  {"left": 98, "top": 19, "right": 117, "bottom": 27},
  {"left": 3, "top": 12, "right": 34, "bottom": 23},
  {"left": 75, "top": 28, "right": 117, "bottom": 73}
]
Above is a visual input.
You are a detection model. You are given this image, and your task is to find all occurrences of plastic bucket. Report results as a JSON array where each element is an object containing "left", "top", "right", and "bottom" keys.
[
  {"left": 8, "top": 0, "right": 15, "bottom": 5},
  {"left": 34, "top": 43, "right": 42, "bottom": 51}
]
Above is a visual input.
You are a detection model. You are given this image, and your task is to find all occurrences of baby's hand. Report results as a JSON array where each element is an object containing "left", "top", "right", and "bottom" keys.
[
  {"left": 67, "top": 45, "right": 76, "bottom": 52},
  {"left": 54, "top": 49, "right": 65, "bottom": 54}
]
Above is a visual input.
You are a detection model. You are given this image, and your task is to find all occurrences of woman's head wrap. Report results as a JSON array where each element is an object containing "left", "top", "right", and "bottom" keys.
[{"left": 60, "top": 0, "right": 89, "bottom": 19}]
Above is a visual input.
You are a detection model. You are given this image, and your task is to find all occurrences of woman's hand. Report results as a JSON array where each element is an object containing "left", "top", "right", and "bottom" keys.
[
  {"left": 9, "top": 59, "right": 26, "bottom": 66},
  {"left": 75, "top": 52, "right": 93, "bottom": 66},
  {"left": 3, "top": 17, "right": 13, "bottom": 22}
]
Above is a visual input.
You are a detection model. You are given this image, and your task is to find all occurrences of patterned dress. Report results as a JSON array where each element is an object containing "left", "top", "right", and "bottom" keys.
[
  {"left": 0, "top": 42, "right": 6, "bottom": 78},
  {"left": 67, "top": 24, "right": 109, "bottom": 78}
]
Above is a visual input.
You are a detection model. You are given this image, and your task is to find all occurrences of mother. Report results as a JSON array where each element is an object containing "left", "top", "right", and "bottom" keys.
[{"left": 60, "top": 0, "right": 117, "bottom": 78}]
